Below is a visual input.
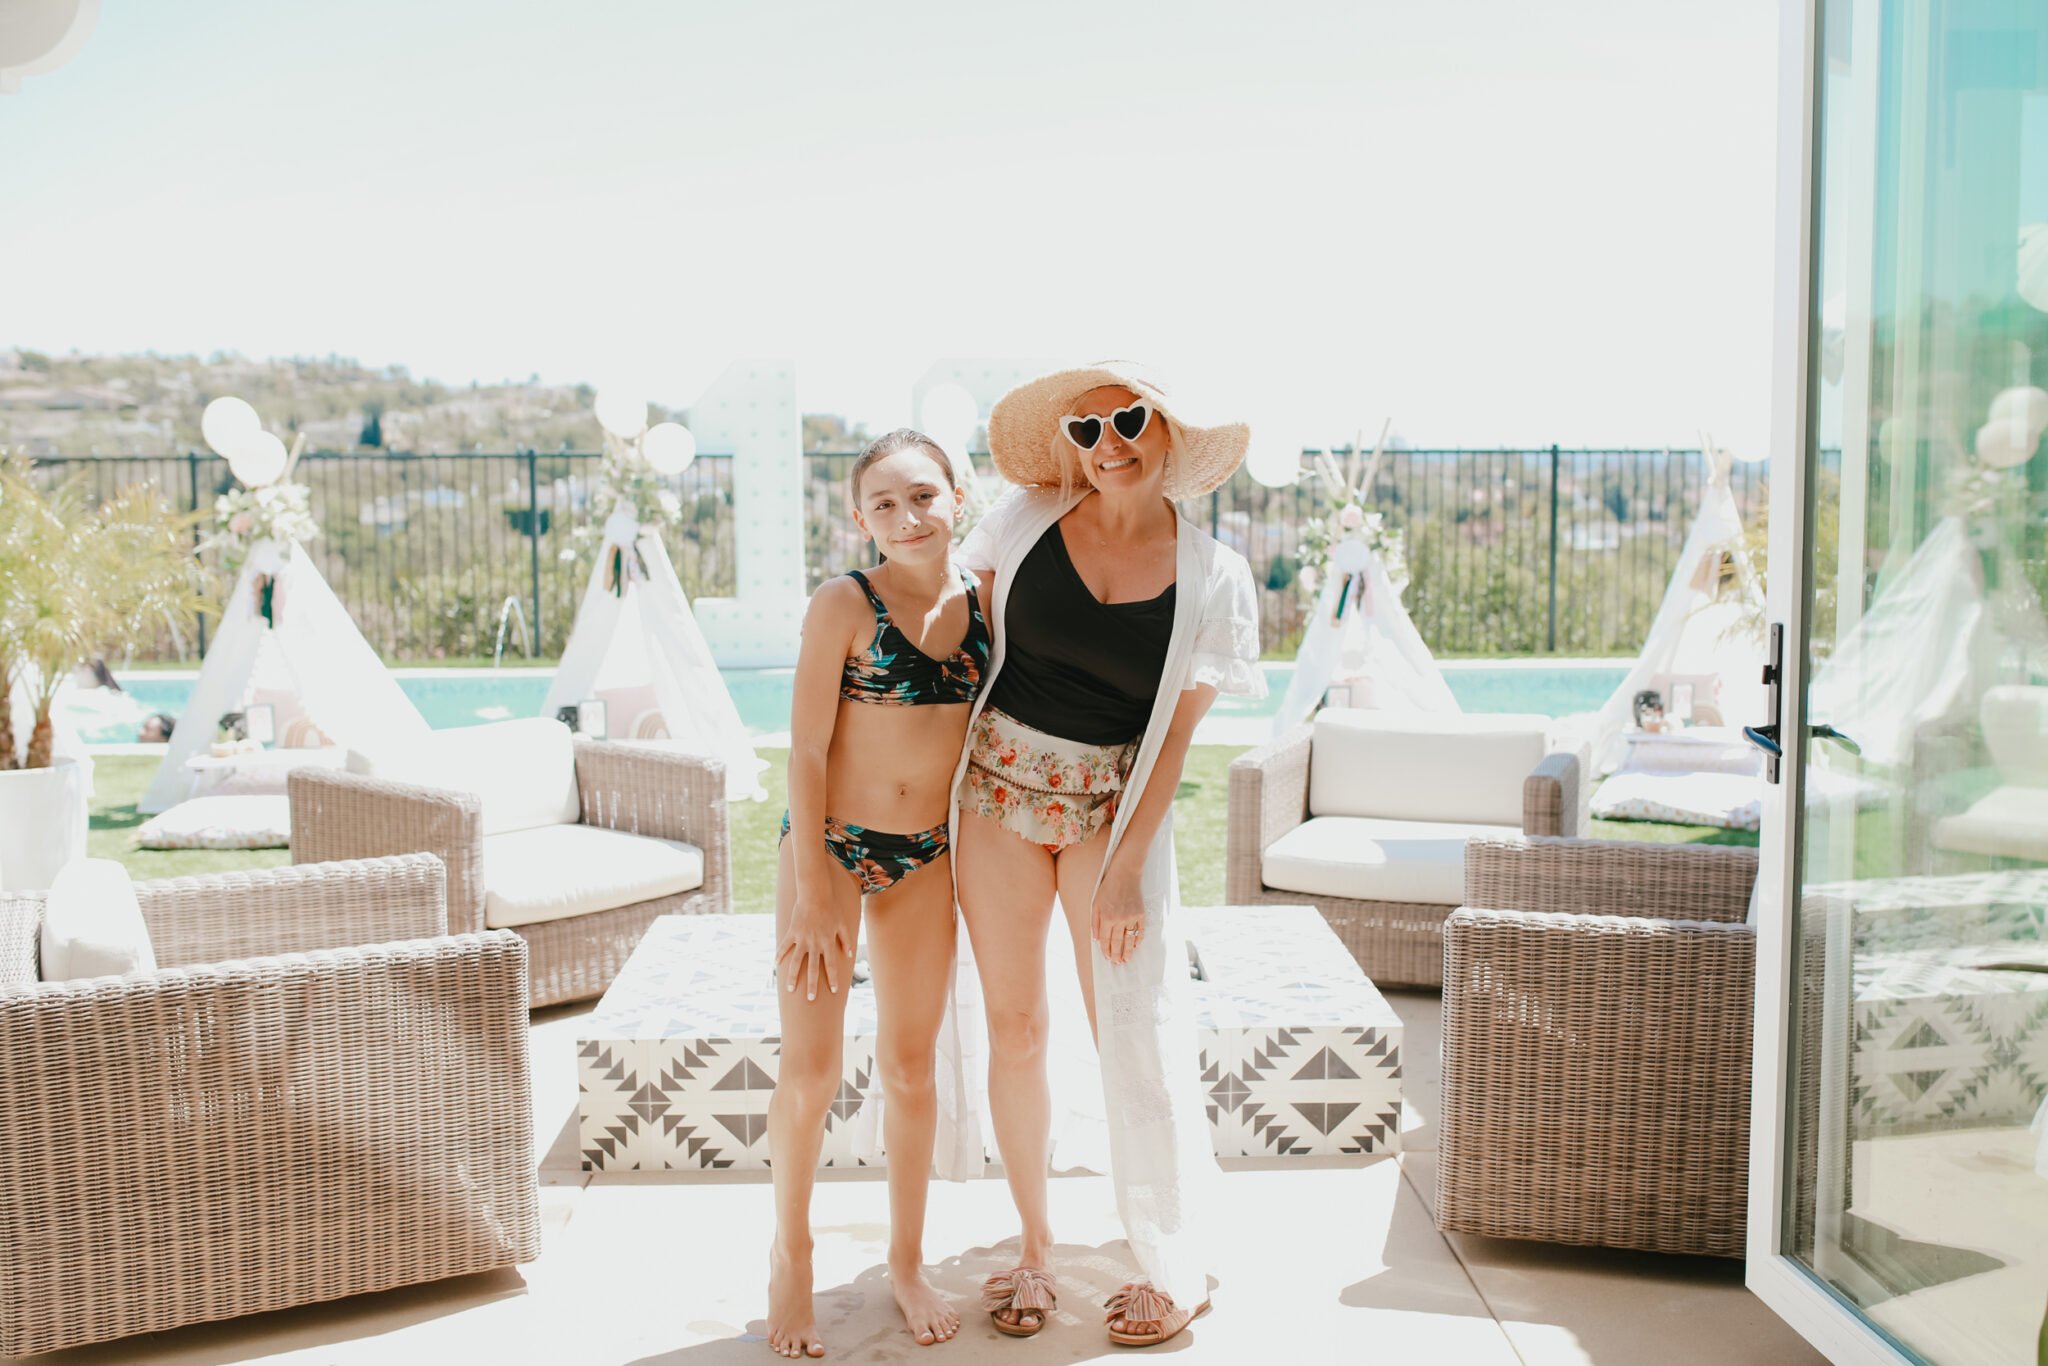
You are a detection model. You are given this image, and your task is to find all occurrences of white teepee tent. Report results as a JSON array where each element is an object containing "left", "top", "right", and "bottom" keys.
[
  {"left": 544, "top": 508, "right": 765, "bottom": 802},
  {"left": 1808, "top": 516, "right": 2048, "bottom": 769},
  {"left": 1274, "top": 541, "right": 1459, "bottom": 735},
  {"left": 1578, "top": 446, "right": 1765, "bottom": 773},
  {"left": 139, "top": 540, "right": 430, "bottom": 814}
]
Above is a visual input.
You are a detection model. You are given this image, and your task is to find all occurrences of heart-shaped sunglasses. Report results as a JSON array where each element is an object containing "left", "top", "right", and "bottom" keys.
[{"left": 1061, "top": 401, "right": 1153, "bottom": 452}]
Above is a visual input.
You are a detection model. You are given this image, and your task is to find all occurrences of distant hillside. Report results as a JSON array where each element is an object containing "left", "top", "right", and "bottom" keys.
[{"left": 0, "top": 349, "right": 871, "bottom": 456}]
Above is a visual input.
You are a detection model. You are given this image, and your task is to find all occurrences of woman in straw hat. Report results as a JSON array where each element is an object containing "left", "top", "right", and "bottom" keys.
[{"left": 947, "top": 365, "right": 1264, "bottom": 1347}]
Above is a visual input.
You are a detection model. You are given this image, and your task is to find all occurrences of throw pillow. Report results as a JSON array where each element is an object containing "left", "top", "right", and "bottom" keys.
[{"left": 42, "top": 858, "right": 157, "bottom": 981}]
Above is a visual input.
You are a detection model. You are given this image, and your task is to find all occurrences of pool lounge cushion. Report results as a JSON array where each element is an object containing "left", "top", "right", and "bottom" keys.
[
  {"left": 134, "top": 794, "right": 293, "bottom": 850},
  {"left": 480, "top": 823, "right": 704, "bottom": 930},
  {"left": 1262, "top": 815, "right": 1524, "bottom": 906}
]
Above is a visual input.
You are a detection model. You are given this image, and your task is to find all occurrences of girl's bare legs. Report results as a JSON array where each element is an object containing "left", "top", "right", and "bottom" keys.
[
  {"left": 766, "top": 834, "right": 858, "bottom": 1360},
  {"left": 955, "top": 808, "right": 1060, "bottom": 1329},
  {"left": 863, "top": 853, "right": 964, "bottom": 1346}
]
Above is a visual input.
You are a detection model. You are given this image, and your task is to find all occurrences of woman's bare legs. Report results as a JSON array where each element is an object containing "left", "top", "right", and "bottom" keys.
[
  {"left": 863, "top": 853, "right": 963, "bottom": 1346},
  {"left": 765, "top": 834, "right": 858, "bottom": 1360},
  {"left": 1052, "top": 825, "right": 1114, "bottom": 1043},
  {"left": 955, "top": 807, "right": 1060, "bottom": 1328}
]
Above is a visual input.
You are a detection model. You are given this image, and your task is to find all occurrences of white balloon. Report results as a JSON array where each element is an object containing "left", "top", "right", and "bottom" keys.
[
  {"left": 642, "top": 422, "right": 697, "bottom": 476},
  {"left": 1975, "top": 421, "right": 2039, "bottom": 470},
  {"left": 1247, "top": 427, "right": 1302, "bottom": 487},
  {"left": 200, "top": 396, "right": 261, "bottom": 456},
  {"left": 227, "top": 430, "right": 288, "bottom": 487},
  {"left": 1988, "top": 385, "right": 2048, "bottom": 436},
  {"left": 594, "top": 390, "right": 649, "bottom": 439},
  {"left": 920, "top": 383, "right": 980, "bottom": 454}
]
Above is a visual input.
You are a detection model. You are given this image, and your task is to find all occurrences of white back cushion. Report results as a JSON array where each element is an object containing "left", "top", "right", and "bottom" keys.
[
  {"left": 1981, "top": 686, "right": 2048, "bottom": 786},
  {"left": 350, "top": 717, "right": 580, "bottom": 836},
  {"left": 42, "top": 858, "right": 157, "bottom": 981},
  {"left": 1307, "top": 709, "right": 1549, "bottom": 826}
]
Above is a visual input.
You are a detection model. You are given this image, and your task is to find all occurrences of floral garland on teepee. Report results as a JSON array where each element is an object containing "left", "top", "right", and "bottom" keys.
[
  {"left": 195, "top": 408, "right": 313, "bottom": 627},
  {"left": 1295, "top": 423, "right": 1407, "bottom": 621},
  {"left": 568, "top": 394, "right": 699, "bottom": 597}
]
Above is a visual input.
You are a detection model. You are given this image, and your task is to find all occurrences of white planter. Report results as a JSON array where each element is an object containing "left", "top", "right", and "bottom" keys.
[{"left": 0, "top": 758, "right": 91, "bottom": 892}]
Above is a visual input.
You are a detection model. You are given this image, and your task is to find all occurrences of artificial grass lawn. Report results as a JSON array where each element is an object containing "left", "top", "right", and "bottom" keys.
[{"left": 89, "top": 749, "right": 1756, "bottom": 902}]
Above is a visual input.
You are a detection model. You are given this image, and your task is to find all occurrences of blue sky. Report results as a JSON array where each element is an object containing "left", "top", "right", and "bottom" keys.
[{"left": 0, "top": 0, "right": 1780, "bottom": 450}]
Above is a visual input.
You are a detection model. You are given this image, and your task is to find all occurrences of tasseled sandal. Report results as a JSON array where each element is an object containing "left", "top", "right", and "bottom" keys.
[
  {"left": 981, "top": 1266, "right": 1057, "bottom": 1338},
  {"left": 1104, "top": 1281, "right": 1210, "bottom": 1347}
]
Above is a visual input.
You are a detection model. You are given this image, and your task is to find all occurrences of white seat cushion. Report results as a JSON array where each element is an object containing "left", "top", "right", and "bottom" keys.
[
  {"left": 1932, "top": 786, "right": 2048, "bottom": 861},
  {"left": 480, "top": 823, "right": 704, "bottom": 929},
  {"left": 1262, "top": 815, "right": 1523, "bottom": 906},
  {"left": 1307, "top": 709, "right": 1549, "bottom": 826},
  {"left": 351, "top": 717, "right": 579, "bottom": 836}
]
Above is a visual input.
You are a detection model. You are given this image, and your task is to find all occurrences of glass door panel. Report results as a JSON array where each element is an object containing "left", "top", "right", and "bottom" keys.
[{"left": 1787, "top": 1, "right": 2048, "bottom": 1361}]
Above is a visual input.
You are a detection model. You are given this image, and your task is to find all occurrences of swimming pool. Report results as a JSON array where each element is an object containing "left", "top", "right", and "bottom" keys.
[{"left": 72, "top": 660, "right": 1629, "bottom": 746}]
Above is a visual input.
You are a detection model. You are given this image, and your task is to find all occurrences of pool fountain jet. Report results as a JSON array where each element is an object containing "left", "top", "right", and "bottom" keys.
[{"left": 494, "top": 596, "right": 532, "bottom": 667}]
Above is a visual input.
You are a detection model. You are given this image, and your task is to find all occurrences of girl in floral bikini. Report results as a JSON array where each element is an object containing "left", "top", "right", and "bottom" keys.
[{"left": 766, "top": 429, "right": 990, "bottom": 1359}]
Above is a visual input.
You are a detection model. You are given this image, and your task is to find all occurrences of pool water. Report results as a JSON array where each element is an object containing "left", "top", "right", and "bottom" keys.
[{"left": 74, "top": 662, "right": 1628, "bottom": 746}]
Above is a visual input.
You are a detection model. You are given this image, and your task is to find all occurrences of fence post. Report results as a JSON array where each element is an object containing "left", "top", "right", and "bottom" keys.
[
  {"left": 1546, "top": 443, "right": 1560, "bottom": 654},
  {"left": 525, "top": 450, "right": 543, "bottom": 653},
  {"left": 187, "top": 451, "right": 208, "bottom": 658}
]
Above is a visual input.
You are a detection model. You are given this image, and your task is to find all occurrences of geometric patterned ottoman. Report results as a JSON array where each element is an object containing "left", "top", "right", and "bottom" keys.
[
  {"left": 1851, "top": 946, "right": 2048, "bottom": 1135},
  {"left": 577, "top": 905, "right": 1402, "bottom": 1171},
  {"left": 1807, "top": 868, "right": 2048, "bottom": 1136}
]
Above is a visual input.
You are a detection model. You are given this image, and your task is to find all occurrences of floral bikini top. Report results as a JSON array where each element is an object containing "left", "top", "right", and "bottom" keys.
[{"left": 840, "top": 568, "right": 991, "bottom": 706}]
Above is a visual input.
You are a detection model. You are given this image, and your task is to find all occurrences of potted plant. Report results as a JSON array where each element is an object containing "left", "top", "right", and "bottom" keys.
[{"left": 0, "top": 459, "right": 209, "bottom": 889}]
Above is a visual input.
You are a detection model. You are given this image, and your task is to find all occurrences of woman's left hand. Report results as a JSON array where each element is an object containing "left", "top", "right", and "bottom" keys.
[{"left": 1093, "top": 859, "right": 1148, "bottom": 966}]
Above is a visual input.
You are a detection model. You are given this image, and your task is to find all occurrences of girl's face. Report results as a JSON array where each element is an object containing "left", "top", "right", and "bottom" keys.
[
  {"left": 853, "top": 447, "right": 963, "bottom": 563},
  {"left": 1065, "top": 385, "right": 1172, "bottom": 496}
]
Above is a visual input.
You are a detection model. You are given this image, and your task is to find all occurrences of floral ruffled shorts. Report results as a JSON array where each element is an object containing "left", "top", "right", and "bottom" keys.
[{"left": 964, "top": 706, "right": 1138, "bottom": 853}]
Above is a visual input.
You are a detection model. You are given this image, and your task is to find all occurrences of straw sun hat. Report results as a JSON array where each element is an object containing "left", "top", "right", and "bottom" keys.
[{"left": 986, "top": 363, "right": 1250, "bottom": 499}]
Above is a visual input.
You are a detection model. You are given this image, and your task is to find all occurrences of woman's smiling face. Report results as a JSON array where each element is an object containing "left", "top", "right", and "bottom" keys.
[{"left": 1066, "top": 385, "right": 1171, "bottom": 496}]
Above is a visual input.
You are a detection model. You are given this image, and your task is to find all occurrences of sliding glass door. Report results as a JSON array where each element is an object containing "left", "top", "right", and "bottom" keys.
[{"left": 1754, "top": 1, "right": 2048, "bottom": 1361}]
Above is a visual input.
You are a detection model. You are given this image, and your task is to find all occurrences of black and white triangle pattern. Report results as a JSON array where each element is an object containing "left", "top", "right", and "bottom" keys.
[
  {"left": 578, "top": 1036, "right": 880, "bottom": 1171},
  {"left": 1200, "top": 1024, "right": 1402, "bottom": 1157}
]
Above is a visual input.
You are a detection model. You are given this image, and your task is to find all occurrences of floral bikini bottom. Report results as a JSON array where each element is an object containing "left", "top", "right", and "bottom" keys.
[
  {"left": 963, "top": 706, "right": 1139, "bottom": 853},
  {"left": 779, "top": 811, "right": 949, "bottom": 895}
]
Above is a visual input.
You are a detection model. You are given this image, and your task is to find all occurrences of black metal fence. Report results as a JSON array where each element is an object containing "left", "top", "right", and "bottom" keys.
[
  {"left": 33, "top": 447, "right": 1763, "bottom": 663},
  {"left": 27, "top": 452, "right": 735, "bottom": 661},
  {"left": 808, "top": 447, "right": 1765, "bottom": 658}
]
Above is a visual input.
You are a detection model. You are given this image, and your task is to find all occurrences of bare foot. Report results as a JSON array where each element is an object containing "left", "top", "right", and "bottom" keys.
[
  {"left": 767, "top": 1243, "right": 825, "bottom": 1359},
  {"left": 890, "top": 1263, "right": 960, "bottom": 1346}
]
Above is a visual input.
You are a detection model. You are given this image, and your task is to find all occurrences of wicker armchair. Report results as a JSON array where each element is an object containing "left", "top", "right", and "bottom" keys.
[
  {"left": 0, "top": 856, "right": 538, "bottom": 1358},
  {"left": 1435, "top": 836, "right": 1759, "bottom": 1257},
  {"left": 1226, "top": 718, "right": 1584, "bottom": 987},
  {"left": 290, "top": 736, "right": 730, "bottom": 1008}
]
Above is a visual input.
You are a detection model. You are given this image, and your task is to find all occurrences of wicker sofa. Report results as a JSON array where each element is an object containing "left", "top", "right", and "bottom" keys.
[
  {"left": 0, "top": 855, "right": 538, "bottom": 1358},
  {"left": 1434, "top": 836, "right": 1760, "bottom": 1257},
  {"left": 289, "top": 719, "right": 730, "bottom": 1008},
  {"left": 1226, "top": 709, "right": 1585, "bottom": 987}
]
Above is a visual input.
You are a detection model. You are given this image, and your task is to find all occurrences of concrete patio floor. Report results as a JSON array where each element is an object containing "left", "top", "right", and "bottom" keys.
[{"left": 22, "top": 990, "right": 1827, "bottom": 1365}]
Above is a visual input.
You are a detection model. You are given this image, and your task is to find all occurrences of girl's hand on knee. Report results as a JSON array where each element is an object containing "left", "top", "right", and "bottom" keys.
[
  {"left": 778, "top": 894, "right": 852, "bottom": 1000},
  {"left": 1091, "top": 862, "right": 1147, "bottom": 966}
]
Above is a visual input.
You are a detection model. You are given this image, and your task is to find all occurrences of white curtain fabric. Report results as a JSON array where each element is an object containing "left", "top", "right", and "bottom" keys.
[
  {"left": 910, "top": 484, "right": 1264, "bottom": 1309},
  {"left": 1273, "top": 545, "right": 1458, "bottom": 736},
  {"left": 544, "top": 509, "right": 766, "bottom": 802},
  {"left": 1808, "top": 517, "right": 2048, "bottom": 769},
  {"left": 1575, "top": 452, "right": 1764, "bottom": 774},
  {"left": 140, "top": 540, "right": 430, "bottom": 814}
]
